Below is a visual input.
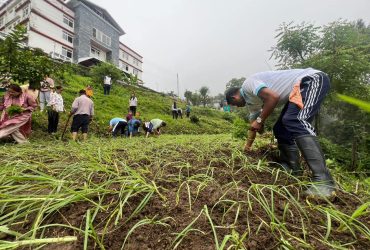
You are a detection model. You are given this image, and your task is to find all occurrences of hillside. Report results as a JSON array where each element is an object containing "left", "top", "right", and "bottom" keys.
[
  {"left": 29, "top": 73, "right": 233, "bottom": 138},
  {"left": 0, "top": 134, "right": 369, "bottom": 249}
]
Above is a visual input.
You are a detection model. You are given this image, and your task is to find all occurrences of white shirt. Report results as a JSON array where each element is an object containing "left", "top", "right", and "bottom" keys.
[
  {"left": 104, "top": 76, "right": 112, "bottom": 85},
  {"left": 241, "top": 68, "right": 321, "bottom": 120},
  {"left": 129, "top": 97, "right": 138, "bottom": 106},
  {"left": 49, "top": 92, "right": 64, "bottom": 112}
]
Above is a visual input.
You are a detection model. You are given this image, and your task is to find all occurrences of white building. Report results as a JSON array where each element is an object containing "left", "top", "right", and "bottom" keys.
[{"left": 0, "top": 0, "right": 143, "bottom": 81}]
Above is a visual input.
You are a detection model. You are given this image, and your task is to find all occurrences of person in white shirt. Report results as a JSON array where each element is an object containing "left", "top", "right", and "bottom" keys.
[
  {"left": 129, "top": 92, "right": 138, "bottom": 116},
  {"left": 47, "top": 86, "right": 64, "bottom": 134},
  {"left": 225, "top": 68, "right": 335, "bottom": 197},
  {"left": 39, "top": 75, "right": 54, "bottom": 111},
  {"left": 103, "top": 75, "right": 112, "bottom": 95}
]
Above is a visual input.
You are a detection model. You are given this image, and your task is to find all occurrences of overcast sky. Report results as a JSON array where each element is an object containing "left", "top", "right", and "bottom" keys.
[{"left": 93, "top": 0, "right": 370, "bottom": 96}]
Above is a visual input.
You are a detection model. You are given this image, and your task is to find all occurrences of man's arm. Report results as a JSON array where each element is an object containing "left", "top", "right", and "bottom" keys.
[{"left": 250, "top": 88, "right": 279, "bottom": 132}]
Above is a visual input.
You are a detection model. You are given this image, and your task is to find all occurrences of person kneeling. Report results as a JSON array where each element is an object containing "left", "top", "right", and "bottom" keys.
[
  {"left": 143, "top": 118, "right": 166, "bottom": 138},
  {"left": 109, "top": 117, "right": 128, "bottom": 137}
]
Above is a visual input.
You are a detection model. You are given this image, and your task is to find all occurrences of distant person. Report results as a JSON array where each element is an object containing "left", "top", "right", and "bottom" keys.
[
  {"left": 47, "top": 86, "right": 64, "bottom": 134},
  {"left": 108, "top": 117, "right": 127, "bottom": 137},
  {"left": 223, "top": 103, "right": 231, "bottom": 112},
  {"left": 0, "top": 84, "right": 37, "bottom": 144},
  {"left": 127, "top": 118, "right": 141, "bottom": 137},
  {"left": 172, "top": 101, "right": 178, "bottom": 119},
  {"left": 39, "top": 75, "right": 54, "bottom": 111},
  {"left": 143, "top": 118, "right": 166, "bottom": 138},
  {"left": 85, "top": 85, "right": 93, "bottom": 98},
  {"left": 129, "top": 92, "right": 138, "bottom": 116},
  {"left": 70, "top": 90, "right": 94, "bottom": 141},
  {"left": 186, "top": 104, "right": 191, "bottom": 118},
  {"left": 126, "top": 110, "right": 133, "bottom": 121},
  {"left": 103, "top": 75, "right": 112, "bottom": 95},
  {"left": 177, "top": 108, "right": 183, "bottom": 119}
]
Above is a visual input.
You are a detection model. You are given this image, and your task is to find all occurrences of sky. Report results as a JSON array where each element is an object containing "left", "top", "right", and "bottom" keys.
[{"left": 92, "top": 0, "right": 370, "bottom": 96}]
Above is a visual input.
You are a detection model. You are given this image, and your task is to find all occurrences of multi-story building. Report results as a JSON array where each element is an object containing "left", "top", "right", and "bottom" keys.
[{"left": 0, "top": 0, "right": 143, "bottom": 81}]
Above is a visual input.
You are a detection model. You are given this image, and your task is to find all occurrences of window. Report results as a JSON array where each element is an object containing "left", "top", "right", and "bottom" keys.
[
  {"left": 92, "top": 28, "right": 111, "bottom": 46},
  {"left": 63, "top": 31, "right": 73, "bottom": 43},
  {"left": 63, "top": 15, "right": 74, "bottom": 28},
  {"left": 133, "top": 58, "right": 140, "bottom": 66},
  {"left": 62, "top": 47, "right": 72, "bottom": 58},
  {"left": 0, "top": 17, "right": 3, "bottom": 27},
  {"left": 133, "top": 69, "right": 138, "bottom": 76},
  {"left": 22, "top": 6, "right": 29, "bottom": 18},
  {"left": 91, "top": 46, "right": 100, "bottom": 56}
]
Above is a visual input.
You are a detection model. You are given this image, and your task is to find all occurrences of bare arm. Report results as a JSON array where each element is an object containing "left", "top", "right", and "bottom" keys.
[{"left": 250, "top": 88, "right": 279, "bottom": 132}]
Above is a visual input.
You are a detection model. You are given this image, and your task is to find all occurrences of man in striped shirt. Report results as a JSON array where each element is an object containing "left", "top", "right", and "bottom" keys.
[{"left": 225, "top": 68, "right": 336, "bottom": 197}]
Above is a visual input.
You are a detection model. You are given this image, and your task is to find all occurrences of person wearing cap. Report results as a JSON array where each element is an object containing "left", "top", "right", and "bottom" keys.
[{"left": 225, "top": 68, "right": 335, "bottom": 197}]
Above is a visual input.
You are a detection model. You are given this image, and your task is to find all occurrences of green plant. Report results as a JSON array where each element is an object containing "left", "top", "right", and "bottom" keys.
[
  {"left": 190, "top": 115, "right": 200, "bottom": 123},
  {"left": 232, "top": 117, "right": 248, "bottom": 139},
  {"left": 6, "top": 105, "right": 23, "bottom": 117}
]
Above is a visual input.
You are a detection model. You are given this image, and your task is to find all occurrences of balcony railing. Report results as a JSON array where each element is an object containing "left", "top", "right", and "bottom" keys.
[{"left": 49, "top": 51, "right": 72, "bottom": 62}]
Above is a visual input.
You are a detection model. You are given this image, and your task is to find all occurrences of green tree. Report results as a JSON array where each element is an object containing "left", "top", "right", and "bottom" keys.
[
  {"left": 0, "top": 25, "right": 57, "bottom": 88},
  {"left": 90, "top": 62, "right": 122, "bottom": 85},
  {"left": 199, "top": 86, "right": 210, "bottom": 107},
  {"left": 184, "top": 90, "right": 193, "bottom": 103},
  {"left": 123, "top": 73, "right": 139, "bottom": 86},
  {"left": 226, "top": 77, "right": 246, "bottom": 89}
]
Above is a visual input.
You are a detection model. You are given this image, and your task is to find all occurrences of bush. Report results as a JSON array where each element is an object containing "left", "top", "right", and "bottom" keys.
[
  {"left": 222, "top": 112, "right": 234, "bottom": 123},
  {"left": 190, "top": 115, "right": 200, "bottom": 124},
  {"left": 232, "top": 117, "right": 248, "bottom": 139}
]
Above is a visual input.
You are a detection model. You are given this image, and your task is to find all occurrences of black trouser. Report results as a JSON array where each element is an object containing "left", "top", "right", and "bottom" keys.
[
  {"left": 186, "top": 111, "right": 190, "bottom": 118},
  {"left": 103, "top": 84, "right": 111, "bottom": 95},
  {"left": 129, "top": 106, "right": 137, "bottom": 116},
  {"left": 112, "top": 121, "right": 127, "bottom": 137},
  {"left": 48, "top": 110, "right": 59, "bottom": 133},
  {"left": 172, "top": 110, "right": 178, "bottom": 119},
  {"left": 178, "top": 110, "right": 183, "bottom": 119}
]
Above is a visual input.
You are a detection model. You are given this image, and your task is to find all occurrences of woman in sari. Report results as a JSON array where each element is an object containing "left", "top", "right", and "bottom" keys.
[{"left": 0, "top": 84, "right": 37, "bottom": 144}]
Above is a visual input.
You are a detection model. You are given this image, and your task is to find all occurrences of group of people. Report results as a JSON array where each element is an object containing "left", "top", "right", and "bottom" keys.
[
  {"left": 0, "top": 76, "right": 166, "bottom": 143},
  {"left": 172, "top": 101, "right": 191, "bottom": 119},
  {"left": 1, "top": 66, "right": 337, "bottom": 197}
]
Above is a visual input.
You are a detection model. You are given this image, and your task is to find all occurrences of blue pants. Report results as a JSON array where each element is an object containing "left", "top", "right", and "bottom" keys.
[
  {"left": 112, "top": 121, "right": 127, "bottom": 137},
  {"left": 273, "top": 72, "right": 330, "bottom": 145}
]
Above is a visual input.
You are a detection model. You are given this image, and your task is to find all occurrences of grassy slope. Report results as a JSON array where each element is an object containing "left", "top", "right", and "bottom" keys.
[
  {"left": 31, "top": 73, "right": 233, "bottom": 136},
  {"left": 0, "top": 134, "right": 369, "bottom": 249}
]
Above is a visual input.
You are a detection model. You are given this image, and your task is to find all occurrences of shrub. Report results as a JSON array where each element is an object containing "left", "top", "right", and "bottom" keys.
[
  {"left": 222, "top": 112, "right": 234, "bottom": 123},
  {"left": 190, "top": 115, "right": 200, "bottom": 124},
  {"left": 232, "top": 117, "right": 248, "bottom": 139}
]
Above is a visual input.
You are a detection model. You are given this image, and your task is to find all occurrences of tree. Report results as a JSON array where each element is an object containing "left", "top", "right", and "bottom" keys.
[
  {"left": 184, "top": 90, "right": 193, "bottom": 103},
  {"left": 226, "top": 77, "right": 246, "bottom": 89},
  {"left": 270, "top": 22, "right": 320, "bottom": 68},
  {"left": 90, "top": 62, "right": 122, "bottom": 85},
  {"left": 189, "top": 92, "right": 201, "bottom": 106},
  {"left": 0, "top": 25, "right": 57, "bottom": 88},
  {"left": 199, "top": 86, "right": 210, "bottom": 107}
]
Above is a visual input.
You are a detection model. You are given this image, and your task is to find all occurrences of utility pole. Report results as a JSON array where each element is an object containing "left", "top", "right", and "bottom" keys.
[{"left": 177, "top": 73, "right": 179, "bottom": 98}]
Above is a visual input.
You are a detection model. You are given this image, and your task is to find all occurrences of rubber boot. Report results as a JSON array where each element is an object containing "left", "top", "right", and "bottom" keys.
[
  {"left": 295, "top": 135, "right": 336, "bottom": 197},
  {"left": 278, "top": 144, "right": 302, "bottom": 176}
]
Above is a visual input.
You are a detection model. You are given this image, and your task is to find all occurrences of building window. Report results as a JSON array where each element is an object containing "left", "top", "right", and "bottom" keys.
[
  {"left": 62, "top": 47, "right": 72, "bottom": 58},
  {"left": 91, "top": 46, "right": 100, "bottom": 57},
  {"left": 92, "top": 28, "right": 111, "bottom": 46},
  {"left": 22, "top": 5, "right": 29, "bottom": 18},
  {"left": 133, "top": 69, "right": 138, "bottom": 76},
  {"left": 63, "top": 15, "right": 74, "bottom": 28},
  {"left": 0, "top": 17, "right": 3, "bottom": 27},
  {"left": 63, "top": 31, "right": 73, "bottom": 43}
]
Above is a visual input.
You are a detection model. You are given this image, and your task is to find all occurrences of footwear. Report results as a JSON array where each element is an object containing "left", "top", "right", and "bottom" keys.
[
  {"left": 295, "top": 135, "right": 336, "bottom": 197},
  {"left": 278, "top": 144, "right": 302, "bottom": 176}
]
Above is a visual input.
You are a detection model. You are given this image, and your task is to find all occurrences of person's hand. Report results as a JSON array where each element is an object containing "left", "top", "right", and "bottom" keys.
[{"left": 250, "top": 120, "right": 263, "bottom": 132}]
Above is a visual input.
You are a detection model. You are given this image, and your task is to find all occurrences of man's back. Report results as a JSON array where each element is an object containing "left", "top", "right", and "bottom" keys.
[{"left": 72, "top": 95, "right": 94, "bottom": 116}]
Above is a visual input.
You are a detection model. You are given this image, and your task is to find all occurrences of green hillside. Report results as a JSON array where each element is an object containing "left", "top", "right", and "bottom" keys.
[{"left": 30, "top": 73, "right": 234, "bottom": 138}]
